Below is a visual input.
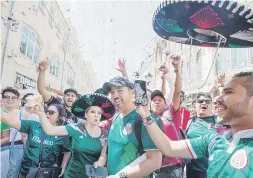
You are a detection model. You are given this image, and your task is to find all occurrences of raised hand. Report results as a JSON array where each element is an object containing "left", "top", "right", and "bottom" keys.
[
  {"left": 213, "top": 73, "right": 226, "bottom": 88},
  {"left": 115, "top": 58, "right": 127, "bottom": 74},
  {"left": 171, "top": 55, "right": 181, "bottom": 69},
  {"left": 217, "top": 73, "right": 226, "bottom": 85},
  {"left": 159, "top": 64, "right": 169, "bottom": 74},
  {"left": 39, "top": 60, "right": 49, "bottom": 71},
  {"left": 33, "top": 104, "right": 44, "bottom": 115}
]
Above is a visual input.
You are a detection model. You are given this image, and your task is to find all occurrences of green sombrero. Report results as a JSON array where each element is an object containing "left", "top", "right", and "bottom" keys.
[{"left": 70, "top": 93, "right": 115, "bottom": 120}]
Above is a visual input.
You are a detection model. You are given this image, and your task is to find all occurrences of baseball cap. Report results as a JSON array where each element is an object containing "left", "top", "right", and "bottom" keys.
[
  {"left": 103, "top": 76, "right": 134, "bottom": 93},
  {"left": 151, "top": 90, "right": 166, "bottom": 102},
  {"left": 64, "top": 88, "right": 78, "bottom": 96}
]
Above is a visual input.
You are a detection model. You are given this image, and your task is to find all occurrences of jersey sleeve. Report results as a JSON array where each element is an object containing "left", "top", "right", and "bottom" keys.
[
  {"left": 1, "top": 122, "right": 10, "bottom": 132},
  {"left": 185, "top": 133, "right": 216, "bottom": 159},
  {"left": 57, "top": 136, "right": 71, "bottom": 152},
  {"left": 20, "top": 120, "right": 39, "bottom": 134},
  {"left": 65, "top": 123, "right": 82, "bottom": 137},
  {"left": 141, "top": 114, "right": 161, "bottom": 151}
]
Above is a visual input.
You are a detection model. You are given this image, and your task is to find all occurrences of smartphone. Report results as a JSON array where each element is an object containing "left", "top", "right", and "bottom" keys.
[
  {"left": 85, "top": 165, "right": 108, "bottom": 178},
  {"left": 134, "top": 80, "right": 148, "bottom": 106}
]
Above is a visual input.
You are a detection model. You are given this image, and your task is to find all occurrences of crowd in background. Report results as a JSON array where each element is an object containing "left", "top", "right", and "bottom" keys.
[{"left": 1, "top": 55, "right": 252, "bottom": 178}]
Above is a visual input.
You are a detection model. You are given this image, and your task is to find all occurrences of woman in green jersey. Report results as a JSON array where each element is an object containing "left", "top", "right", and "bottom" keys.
[
  {"left": 1, "top": 103, "right": 70, "bottom": 178},
  {"left": 34, "top": 93, "right": 116, "bottom": 178}
]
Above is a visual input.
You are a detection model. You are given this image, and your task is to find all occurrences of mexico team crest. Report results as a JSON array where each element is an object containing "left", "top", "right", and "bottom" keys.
[
  {"left": 123, "top": 123, "right": 132, "bottom": 135},
  {"left": 230, "top": 149, "right": 248, "bottom": 170}
]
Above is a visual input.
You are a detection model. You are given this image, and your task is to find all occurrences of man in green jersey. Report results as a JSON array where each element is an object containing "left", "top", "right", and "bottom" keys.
[
  {"left": 137, "top": 71, "right": 253, "bottom": 178},
  {"left": 103, "top": 76, "right": 162, "bottom": 178}
]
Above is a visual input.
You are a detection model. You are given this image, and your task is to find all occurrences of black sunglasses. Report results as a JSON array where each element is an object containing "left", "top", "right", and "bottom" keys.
[
  {"left": 3, "top": 96, "right": 17, "bottom": 100},
  {"left": 197, "top": 99, "right": 212, "bottom": 104},
  {"left": 45, "top": 110, "right": 56, "bottom": 115}
]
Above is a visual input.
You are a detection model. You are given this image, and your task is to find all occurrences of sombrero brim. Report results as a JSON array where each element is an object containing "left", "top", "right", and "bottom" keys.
[
  {"left": 70, "top": 93, "right": 116, "bottom": 121},
  {"left": 153, "top": 0, "right": 253, "bottom": 48}
]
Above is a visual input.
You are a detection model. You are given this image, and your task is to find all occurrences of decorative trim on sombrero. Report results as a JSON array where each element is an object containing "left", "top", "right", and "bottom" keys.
[
  {"left": 152, "top": 0, "right": 253, "bottom": 48},
  {"left": 70, "top": 93, "right": 115, "bottom": 121}
]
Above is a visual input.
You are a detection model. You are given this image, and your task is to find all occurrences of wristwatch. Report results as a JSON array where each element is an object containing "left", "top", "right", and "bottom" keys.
[
  {"left": 174, "top": 69, "right": 179, "bottom": 73},
  {"left": 143, "top": 116, "right": 154, "bottom": 126}
]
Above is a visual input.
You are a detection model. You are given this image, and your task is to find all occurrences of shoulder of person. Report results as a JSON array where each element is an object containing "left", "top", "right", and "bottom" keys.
[{"left": 45, "top": 95, "right": 62, "bottom": 105}]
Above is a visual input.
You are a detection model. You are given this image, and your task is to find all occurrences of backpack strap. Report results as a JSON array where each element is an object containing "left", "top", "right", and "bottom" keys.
[
  {"left": 162, "top": 109, "right": 181, "bottom": 139},
  {"left": 185, "top": 116, "right": 196, "bottom": 133},
  {"left": 133, "top": 115, "right": 143, "bottom": 155}
]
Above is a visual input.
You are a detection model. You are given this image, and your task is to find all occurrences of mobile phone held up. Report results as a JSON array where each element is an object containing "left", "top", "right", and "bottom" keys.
[
  {"left": 134, "top": 80, "right": 148, "bottom": 106},
  {"left": 85, "top": 165, "right": 108, "bottom": 178}
]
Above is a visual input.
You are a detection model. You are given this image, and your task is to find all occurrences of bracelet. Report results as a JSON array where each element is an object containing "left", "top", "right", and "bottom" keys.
[
  {"left": 218, "top": 84, "right": 224, "bottom": 88},
  {"left": 119, "top": 172, "right": 128, "bottom": 178},
  {"left": 174, "top": 69, "right": 179, "bottom": 73},
  {"left": 143, "top": 116, "right": 154, "bottom": 126}
]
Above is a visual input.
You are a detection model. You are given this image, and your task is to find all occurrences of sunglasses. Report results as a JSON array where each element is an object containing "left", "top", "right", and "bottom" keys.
[
  {"left": 3, "top": 96, "right": 17, "bottom": 100},
  {"left": 197, "top": 99, "right": 212, "bottom": 104},
  {"left": 45, "top": 110, "right": 56, "bottom": 115}
]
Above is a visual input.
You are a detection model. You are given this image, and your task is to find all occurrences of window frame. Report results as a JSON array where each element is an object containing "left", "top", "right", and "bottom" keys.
[
  {"left": 39, "top": 0, "right": 44, "bottom": 14},
  {"left": 49, "top": 55, "right": 59, "bottom": 77},
  {"left": 20, "top": 25, "right": 40, "bottom": 64}
]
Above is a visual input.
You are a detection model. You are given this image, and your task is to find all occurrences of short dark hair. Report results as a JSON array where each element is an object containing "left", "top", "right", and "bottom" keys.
[
  {"left": 2, "top": 87, "right": 20, "bottom": 98},
  {"left": 195, "top": 92, "right": 212, "bottom": 101},
  {"left": 21, "top": 93, "right": 34, "bottom": 107},
  {"left": 233, "top": 71, "right": 253, "bottom": 96}
]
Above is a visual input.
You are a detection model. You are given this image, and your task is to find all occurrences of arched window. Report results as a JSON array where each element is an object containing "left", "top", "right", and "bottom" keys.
[
  {"left": 20, "top": 26, "right": 40, "bottom": 63},
  {"left": 49, "top": 55, "right": 59, "bottom": 77}
]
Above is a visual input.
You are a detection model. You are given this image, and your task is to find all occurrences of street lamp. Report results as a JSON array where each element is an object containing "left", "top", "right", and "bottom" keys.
[{"left": 145, "top": 73, "right": 153, "bottom": 86}]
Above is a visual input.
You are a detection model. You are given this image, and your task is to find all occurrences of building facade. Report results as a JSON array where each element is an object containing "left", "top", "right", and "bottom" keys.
[
  {"left": 136, "top": 38, "right": 253, "bottom": 106},
  {"left": 1, "top": 0, "right": 98, "bottom": 96}
]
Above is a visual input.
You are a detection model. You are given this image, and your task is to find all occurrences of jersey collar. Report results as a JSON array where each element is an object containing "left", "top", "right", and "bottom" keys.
[{"left": 224, "top": 129, "right": 253, "bottom": 153}]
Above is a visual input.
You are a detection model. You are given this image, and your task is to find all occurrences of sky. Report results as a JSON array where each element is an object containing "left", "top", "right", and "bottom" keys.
[{"left": 57, "top": 0, "right": 162, "bottom": 85}]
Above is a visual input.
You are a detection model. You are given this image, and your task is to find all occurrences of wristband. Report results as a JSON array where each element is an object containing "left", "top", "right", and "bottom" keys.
[
  {"left": 174, "top": 69, "right": 180, "bottom": 73},
  {"left": 143, "top": 116, "right": 154, "bottom": 126}
]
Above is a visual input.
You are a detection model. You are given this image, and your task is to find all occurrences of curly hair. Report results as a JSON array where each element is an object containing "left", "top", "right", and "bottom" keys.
[{"left": 49, "top": 103, "right": 66, "bottom": 126}]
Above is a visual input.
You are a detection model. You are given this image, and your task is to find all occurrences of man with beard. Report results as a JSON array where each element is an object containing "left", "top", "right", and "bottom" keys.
[
  {"left": 103, "top": 76, "right": 162, "bottom": 178},
  {"left": 38, "top": 60, "right": 79, "bottom": 124},
  {"left": 136, "top": 71, "right": 253, "bottom": 178}
]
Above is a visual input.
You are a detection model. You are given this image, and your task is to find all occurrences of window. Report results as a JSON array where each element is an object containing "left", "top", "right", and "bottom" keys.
[
  {"left": 20, "top": 26, "right": 40, "bottom": 63},
  {"left": 49, "top": 7, "right": 54, "bottom": 27},
  {"left": 231, "top": 48, "right": 249, "bottom": 69},
  {"left": 64, "top": 63, "right": 75, "bottom": 88},
  {"left": 39, "top": 0, "right": 44, "bottom": 13},
  {"left": 49, "top": 56, "right": 59, "bottom": 77}
]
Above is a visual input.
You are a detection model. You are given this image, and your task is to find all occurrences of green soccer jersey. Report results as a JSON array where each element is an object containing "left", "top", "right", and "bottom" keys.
[
  {"left": 1, "top": 109, "right": 10, "bottom": 133},
  {"left": 0, "top": 121, "right": 10, "bottom": 133},
  {"left": 107, "top": 110, "right": 159, "bottom": 177},
  {"left": 20, "top": 120, "right": 70, "bottom": 175},
  {"left": 186, "top": 129, "right": 253, "bottom": 178},
  {"left": 64, "top": 122, "right": 107, "bottom": 178},
  {"left": 187, "top": 116, "right": 217, "bottom": 172}
]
